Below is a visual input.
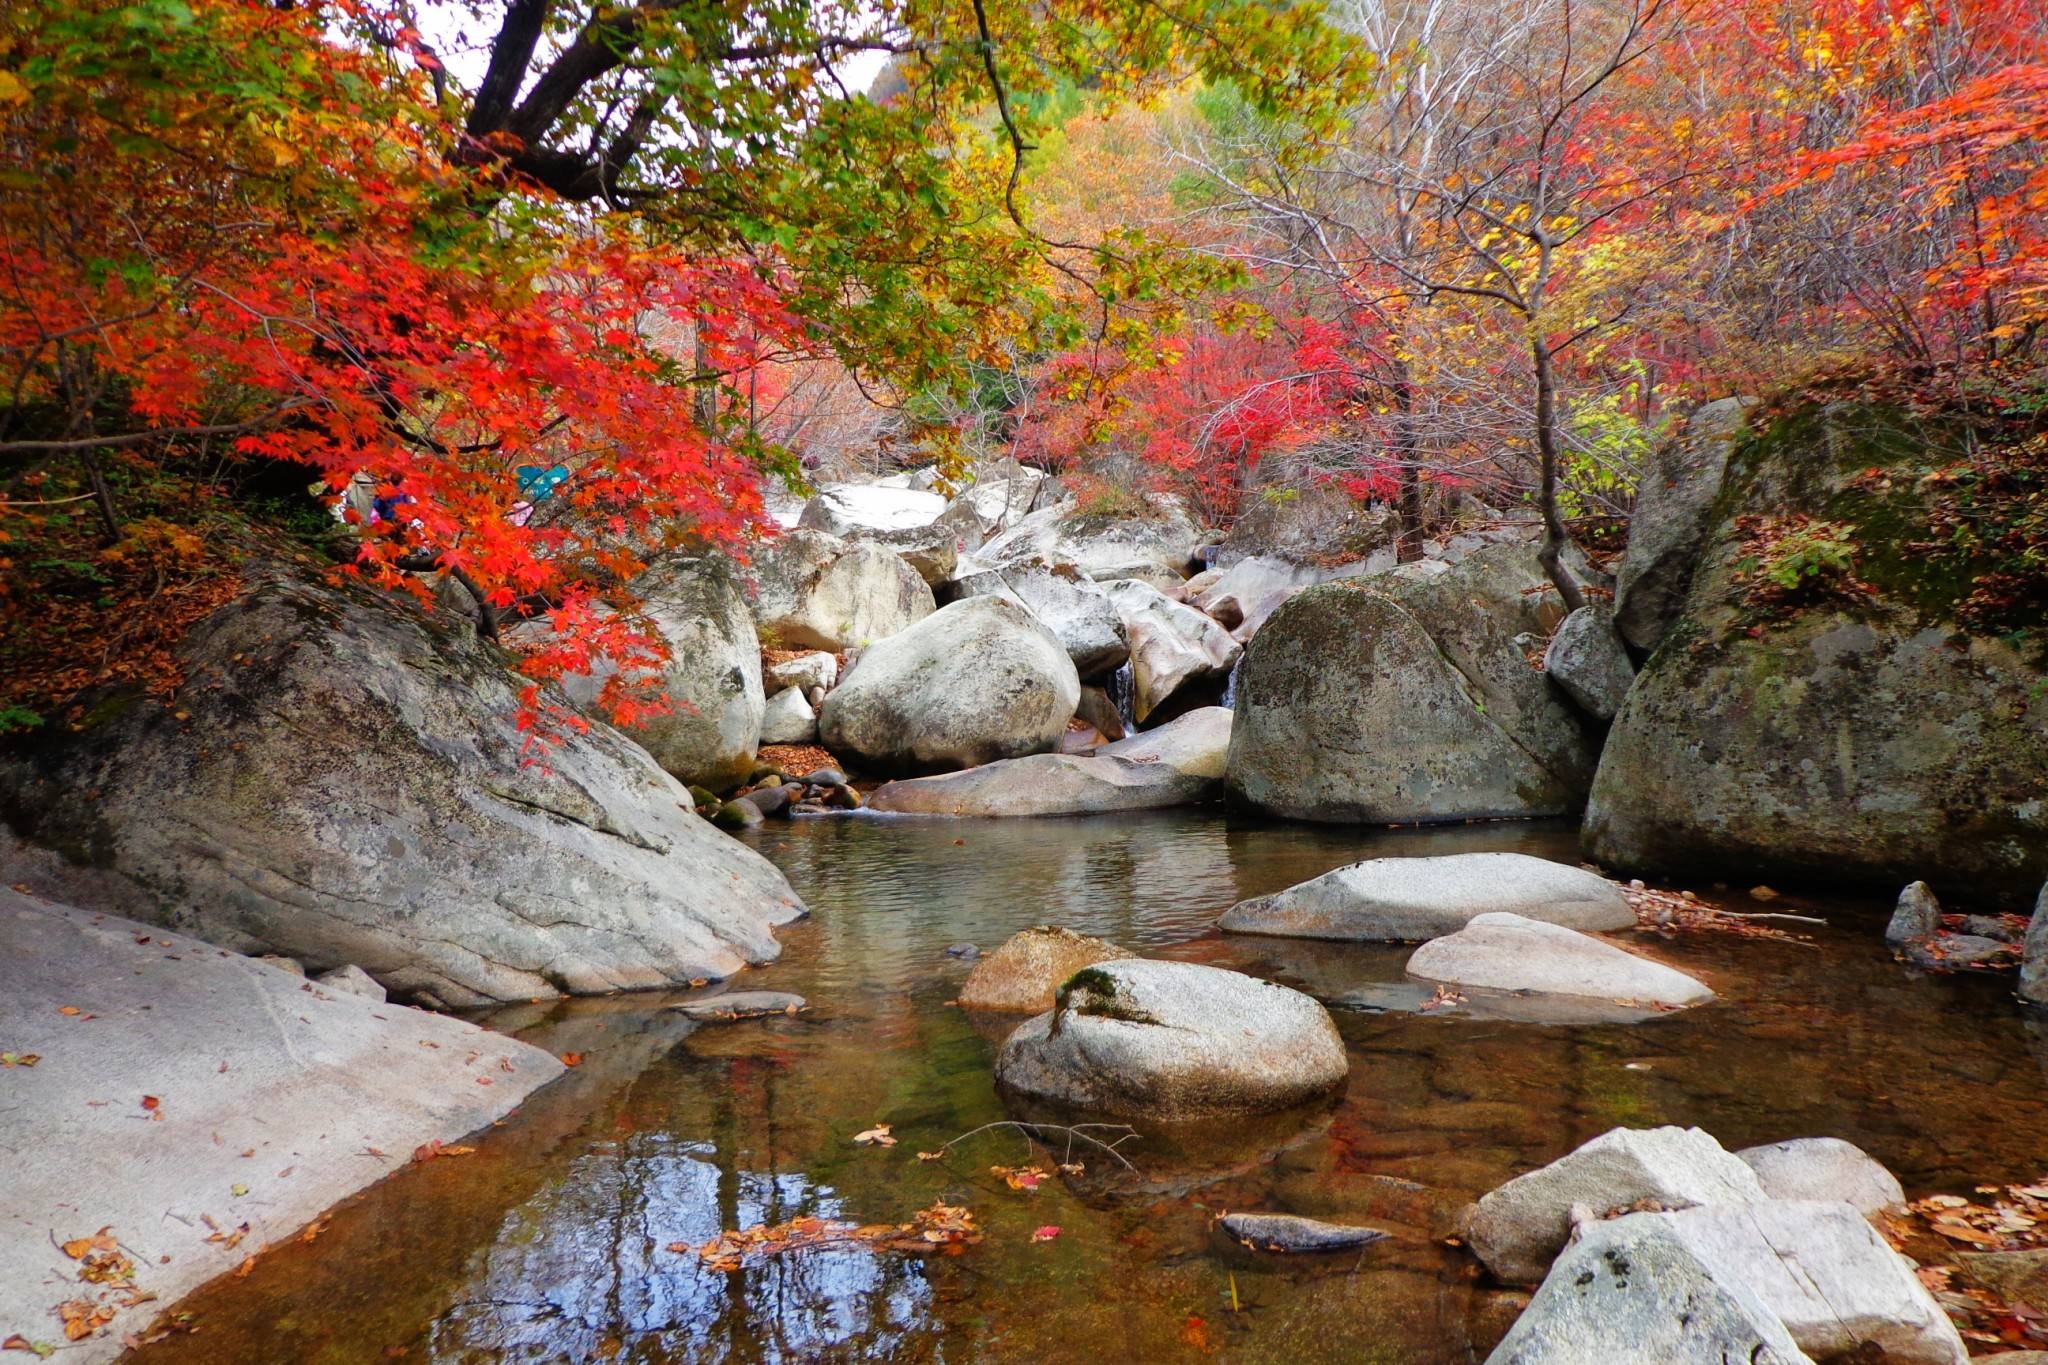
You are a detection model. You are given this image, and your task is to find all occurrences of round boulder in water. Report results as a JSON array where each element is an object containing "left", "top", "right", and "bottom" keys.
[{"left": 994, "top": 959, "right": 1348, "bottom": 1120}]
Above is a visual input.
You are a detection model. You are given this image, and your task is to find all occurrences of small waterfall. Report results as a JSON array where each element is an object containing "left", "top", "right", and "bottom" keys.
[
  {"left": 1219, "top": 658, "right": 1240, "bottom": 710},
  {"left": 1106, "top": 660, "right": 1137, "bottom": 732}
]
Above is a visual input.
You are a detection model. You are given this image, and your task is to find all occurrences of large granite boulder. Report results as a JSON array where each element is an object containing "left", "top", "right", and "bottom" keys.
[
  {"left": 1226, "top": 544, "right": 1598, "bottom": 823},
  {"left": 0, "top": 891, "right": 564, "bottom": 1362},
  {"left": 1212, "top": 480, "right": 1398, "bottom": 568},
  {"left": 1405, "top": 913, "right": 1714, "bottom": 1011},
  {"left": 2022, "top": 883, "right": 2048, "bottom": 1004},
  {"left": 953, "top": 556, "right": 1129, "bottom": 679},
  {"left": 948, "top": 459, "right": 1056, "bottom": 540},
  {"left": 980, "top": 495, "right": 1202, "bottom": 585},
  {"left": 0, "top": 571, "right": 806, "bottom": 1007},
  {"left": 552, "top": 556, "right": 762, "bottom": 790},
  {"left": 817, "top": 596, "right": 1080, "bottom": 774},
  {"left": 1542, "top": 604, "right": 1636, "bottom": 722},
  {"left": 1186, "top": 554, "right": 1323, "bottom": 641},
  {"left": 1613, "top": 396, "right": 1756, "bottom": 654},
  {"left": 994, "top": 959, "right": 1348, "bottom": 1119},
  {"left": 865, "top": 708, "right": 1230, "bottom": 816},
  {"left": 745, "top": 528, "right": 935, "bottom": 651},
  {"left": 1734, "top": 1138, "right": 1905, "bottom": 1217},
  {"left": 1221, "top": 852, "right": 1633, "bottom": 941},
  {"left": 1102, "top": 579, "right": 1241, "bottom": 723},
  {"left": 1585, "top": 403, "right": 2048, "bottom": 898},
  {"left": 797, "top": 482, "right": 948, "bottom": 537},
  {"left": 959, "top": 925, "right": 1128, "bottom": 1013},
  {"left": 1465, "top": 1126, "right": 1767, "bottom": 1285}
]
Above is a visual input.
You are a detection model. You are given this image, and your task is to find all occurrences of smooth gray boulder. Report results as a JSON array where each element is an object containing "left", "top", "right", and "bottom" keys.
[
  {"left": 1227, "top": 544, "right": 1597, "bottom": 824},
  {"left": 1607, "top": 1201, "right": 1967, "bottom": 1364},
  {"left": 599, "top": 556, "right": 764, "bottom": 789},
  {"left": 959, "top": 926, "right": 1128, "bottom": 1013},
  {"left": 0, "top": 891, "right": 563, "bottom": 1361},
  {"left": 1613, "top": 396, "right": 1755, "bottom": 654},
  {"left": 764, "top": 651, "right": 837, "bottom": 695},
  {"left": 1407, "top": 914, "right": 1713, "bottom": 1011},
  {"left": 1466, "top": 1126, "right": 1767, "bottom": 1285},
  {"left": 2021, "top": 883, "right": 2048, "bottom": 1005},
  {"left": 1217, "top": 1212, "right": 1388, "bottom": 1253},
  {"left": 953, "top": 556, "right": 1129, "bottom": 679},
  {"left": 1102, "top": 578, "right": 1241, "bottom": 723},
  {"left": 758, "top": 686, "right": 817, "bottom": 744},
  {"left": 818, "top": 597, "right": 1080, "bottom": 774},
  {"left": 1188, "top": 555, "right": 1321, "bottom": 640},
  {"left": 865, "top": 708, "right": 1231, "bottom": 817},
  {"left": 949, "top": 460, "right": 1055, "bottom": 540},
  {"left": 1212, "top": 481, "right": 1397, "bottom": 568},
  {"left": 1485, "top": 1220, "right": 1813, "bottom": 1365},
  {"left": 1734, "top": 1137, "right": 1904, "bottom": 1216},
  {"left": 1543, "top": 604, "right": 1636, "bottom": 722},
  {"left": 1222, "top": 852, "right": 1633, "bottom": 941},
  {"left": 1888, "top": 880, "right": 1944, "bottom": 946},
  {"left": 980, "top": 495, "right": 1201, "bottom": 584},
  {"left": 746, "top": 528, "right": 935, "bottom": 651},
  {"left": 994, "top": 959, "right": 1348, "bottom": 1119},
  {"left": 1585, "top": 403, "right": 2048, "bottom": 897},
  {"left": 0, "top": 571, "right": 806, "bottom": 1007},
  {"left": 313, "top": 963, "right": 387, "bottom": 1003}
]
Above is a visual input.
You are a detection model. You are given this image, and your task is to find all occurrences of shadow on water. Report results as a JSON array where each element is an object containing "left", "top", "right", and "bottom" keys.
[{"left": 129, "top": 811, "right": 2048, "bottom": 1363}]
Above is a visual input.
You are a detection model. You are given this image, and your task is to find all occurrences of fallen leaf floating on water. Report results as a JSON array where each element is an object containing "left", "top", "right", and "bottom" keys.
[
  {"left": 1031, "top": 1225, "right": 1062, "bottom": 1243},
  {"left": 851, "top": 1124, "right": 896, "bottom": 1147},
  {"left": 411, "top": 1139, "right": 476, "bottom": 1163},
  {"left": 990, "top": 1165, "right": 1045, "bottom": 1192},
  {"left": 679, "top": 1200, "right": 981, "bottom": 1271},
  {"left": 916, "top": 1150, "right": 944, "bottom": 1162},
  {"left": 1880, "top": 1177, "right": 2048, "bottom": 1352}
]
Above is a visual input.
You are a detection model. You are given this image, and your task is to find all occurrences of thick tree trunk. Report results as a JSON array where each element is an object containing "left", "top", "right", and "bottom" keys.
[{"left": 1530, "top": 338, "right": 1587, "bottom": 613}]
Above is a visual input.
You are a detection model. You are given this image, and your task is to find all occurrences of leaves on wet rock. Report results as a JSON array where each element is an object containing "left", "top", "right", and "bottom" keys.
[
  {"left": 990, "top": 1165, "right": 1046, "bottom": 1192},
  {"left": 411, "top": 1139, "right": 476, "bottom": 1163},
  {"left": 1883, "top": 1180, "right": 2048, "bottom": 1352},
  {"left": 680, "top": 1201, "right": 982, "bottom": 1271},
  {"left": 55, "top": 1300, "right": 113, "bottom": 1342},
  {"left": 1624, "top": 882, "right": 1820, "bottom": 945}
]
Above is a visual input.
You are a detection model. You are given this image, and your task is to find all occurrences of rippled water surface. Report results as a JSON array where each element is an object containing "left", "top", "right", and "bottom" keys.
[{"left": 132, "top": 812, "right": 2048, "bottom": 1363}]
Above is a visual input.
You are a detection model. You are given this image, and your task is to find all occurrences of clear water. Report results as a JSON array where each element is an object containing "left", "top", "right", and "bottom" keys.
[{"left": 130, "top": 811, "right": 2048, "bottom": 1363}]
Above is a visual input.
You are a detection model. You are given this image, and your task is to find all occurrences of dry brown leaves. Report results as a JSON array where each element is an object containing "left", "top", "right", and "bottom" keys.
[
  {"left": 757, "top": 742, "right": 836, "bottom": 776},
  {"left": 1625, "top": 883, "right": 1817, "bottom": 947},
  {"left": 411, "top": 1138, "right": 476, "bottom": 1163},
  {"left": 1883, "top": 1181, "right": 2048, "bottom": 1352},
  {"left": 679, "top": 1200, "right": 981, "bottom": 1272}
]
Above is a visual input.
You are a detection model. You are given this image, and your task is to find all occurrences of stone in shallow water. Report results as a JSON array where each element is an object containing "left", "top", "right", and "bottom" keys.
[
  {"left": 1887, "top": 880, "right": 1943, "bottom": 945},
  {"left": 959, "top": 926, "right": 1127, "bottom": 1013},
  {"left": 1405, "top": 913, "right": 1712, "bottom": 1010},
  {"left": 1217, "top": 1212, "right": 1388, "bottom": 1253},
  {"left": 670, "top": 991, "right": 808, "bottom": 1021},
  {"left": 1222, "top": 852, "right": 1633, "bottom": 941}
]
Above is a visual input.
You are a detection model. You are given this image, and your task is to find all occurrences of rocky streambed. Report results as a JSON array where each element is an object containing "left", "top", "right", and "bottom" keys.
[{"left": 109, "top": 812, "right": 2048, "bottom": 1363}]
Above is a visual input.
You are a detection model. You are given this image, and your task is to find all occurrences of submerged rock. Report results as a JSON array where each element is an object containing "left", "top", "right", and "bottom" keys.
[
  {"left": 1226, "top": 544, "right": 1596, "bottom": 824},
  {"left": 0, "top": 570, "right": 805, "bottom": 1007},
  {"left": 959, "top": 926, "right": 1128, "bottom": 1013},
  {"left": 0, "top": 891, "right": 564, "bottom": 1356},
  {"left": 819, "top": 597, "right": 1080, "bottom": 774},
  {"left": 670, "top": 990, "right": 808, "bottom": 1020},
  {"left": 1217, "top": 1212, "right": 1388, "bottom": 1253},
  {"left": 994, "top": 959, "right": 1348, "bottom": 1120},
  {"left": 1485, "top": 1220, "right": 1812, "bottom": 1365},
  {"left": 1221, "top": 852, "right": 1633, "bottom": 941},
  {"left": 1405, "top": 914, "right": 1713, "bottom": 1012},
  {"left": 1465, "top": 1126, "right": 1767, "bottom": 1285},
  {"left": 1733, "top": 1137, "right": 1904, "bottom": 1217}
]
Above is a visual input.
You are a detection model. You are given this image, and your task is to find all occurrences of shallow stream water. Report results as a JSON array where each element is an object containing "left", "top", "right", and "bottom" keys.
[{"left": 131, "top": 811, "right": 2048, "bottom": 1363}]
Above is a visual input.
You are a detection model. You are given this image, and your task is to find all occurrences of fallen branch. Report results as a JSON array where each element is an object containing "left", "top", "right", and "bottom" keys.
[{"left": 917, "top": 1120, "right": 1141, "bottom": 1172}]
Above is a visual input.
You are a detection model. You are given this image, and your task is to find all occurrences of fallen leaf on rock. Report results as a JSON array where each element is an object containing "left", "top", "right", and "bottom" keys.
[
  {"left": 234, "top": 1256, "right": 255, "bottom": 1278},
  {"left": 61, "top": 1228, "right": 118, "bottom": 1260},
  {"left": 559, "top": 1052, "right": 583, "bottom": 1067},
  {"left": 852, "top": 1125, "right": 896, "bottom": 1147},
  {"left": 204, "top": 1222, "right": 249, "bottom": 1251},
  {"left": 230, "top": 1183, "right": 248, "bottom": 1197},
  {"left": 56, "top": 1007, "right": 79, "bottom": 1017},
  {"left": 1032, "top": 1225, "right": 1061, "bottom": 1242},
  {"left": 411, "top": 1139, "right": 476, "bottom": 1163},
  {"left": 56, "top": 1299, "right": 113, "bottom": 1342},
  {"left": 140, "top": 1096, "right": 161, "bottom": 1120},
  {"left": 3, "top": 1334, "right": 54, "bottom": 1357},
  {"left": 1, "top": 1052, "right": 40, "bottom": 1067}
]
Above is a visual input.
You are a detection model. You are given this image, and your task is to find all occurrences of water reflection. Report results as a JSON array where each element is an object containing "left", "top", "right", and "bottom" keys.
[{"left": 129, "top": 812, "right": 2048, "bottom": 1365}]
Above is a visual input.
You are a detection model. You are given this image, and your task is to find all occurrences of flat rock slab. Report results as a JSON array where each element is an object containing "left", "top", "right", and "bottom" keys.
[
  {"left": 1218, "top": 1212, "right": 1388, "bottom": 1253},
  {"left": 1222, "top": 852, "right": 1633, "bottom": 941},
  {"left": 0, "top": 891, "right": 562, "bottom": 1359},
  {"left": 1406, "top": 913, "right": 1712, "bottom": 1011},
  {"left": 669, "top": 991, "right": 808, "bottom": 1021}
]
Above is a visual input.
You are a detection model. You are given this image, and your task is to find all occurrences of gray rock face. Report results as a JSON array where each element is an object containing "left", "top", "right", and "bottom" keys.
[
  {"left": 1888, "top": 881, "right": 1944, "bottom": 946},
  {"left": 2024, "top": 884, "right": 2048, "bottom": 1004},
  {"left": 746, "top": 528, "right": 935, "bottom": 651},
  {"left": 0, "top": 892, "right": 564, "bottom": 1360},
  {"left": 1542, "top": 604, "right": 1636, "bottom": 722},
  {"left": 1226, "top": 545, "right": 1597, "bottom": 823},
  {"left": 1407, "top": 913, "right": 1713, "bottom": 1011},
  {"left": 1217, "top": 1212, "right": 1388, "bottom": 1253},
  {"left": 764, "top": 651, "right": 837, "bottom": 695},
  {"left": 1213, "top": 481, "right": 1398, "bottom": 568},
  {"left": 313, "top": 963, "right": 387, "bottom": 1003},
  {"left": 818, "top": 596, "right": 1081, "bottom": 774},
  {"left": 1485, "top": 1220, "right": 1813, "bottom": 1365},
  {"left": 604, "top": 556, "right": 764, "bottom": 789},
  {"left": 0, "top": 571, "right": 806, "bottom": 1007},
  {"left": 949, "top": 460, "right": 1056, "bottom": 540},
  {"left": 1187, "top": 555, "right": 1322, "bottom": 640},
  {"left": 953, "top": 556, "right": 1129, "bottom": 679},
  {"left": 1613, "top": 396, "right": 1755, "bottom": 654},
  {"left": 758, "top": 686, "right": 818, "bottom": 745},
  {"left": 1102, "top": 579, "right": 1242, "bottom": 723},
  {"left": 1608, "top": 1201, "right": 1967, "bottom": 1364},
  {"left": 797, "top": 483, "right": 948, "bottom": 537},
  {"left": 1222, "top": 852, "right": 1633, "bottom": 941},
  {"left": 993, "top": 959, "right": 1348, "bottom": 1119},
  {"left": 959, "top": 926, "right": 1128, "bottom": 1013},
  {"left": 1585, "top": 404, "right": 2048, "bottom": 897},
  {"left": 1465, "top": 1126, "right": 1767, "bottom": 1285},
  {"left": 1735, "top": 1138, "right": 1904, "bottom": 1215},
  {"left": 980, "top": 495, "right": 1201, "bottom": 584}
]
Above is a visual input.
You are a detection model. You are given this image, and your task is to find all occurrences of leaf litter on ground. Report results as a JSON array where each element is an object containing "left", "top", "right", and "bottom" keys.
[
  {"left": 1882, "top": 1178, "right": 2048, "bottom": 1352},
  {"left": 680, "top": 1201, "right": 980, "bottom": 1272}
]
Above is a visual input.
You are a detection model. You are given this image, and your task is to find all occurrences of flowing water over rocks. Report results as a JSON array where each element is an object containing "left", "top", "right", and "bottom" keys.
[{"left": 127, "top": 812, "right": 2048, "bottom": 1363}]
